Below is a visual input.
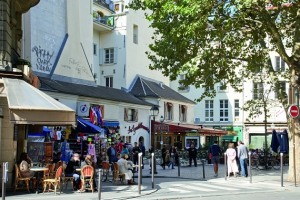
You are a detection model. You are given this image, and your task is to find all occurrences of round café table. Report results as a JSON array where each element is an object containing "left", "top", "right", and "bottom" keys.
[{"left": 30, "top": 167, "right": 49, "bottom": 194}]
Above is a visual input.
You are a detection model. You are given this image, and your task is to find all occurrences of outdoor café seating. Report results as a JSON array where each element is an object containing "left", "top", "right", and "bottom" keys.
[
  {"left": 14, "top": 164, "right": 36, "bottom": 193},
  {"left": 112, "top": 162, "right": 126, "bottom": 185},
  {"left": 79, "top": 165, "right": 94, "bottom": 193},
  {"left": 43, "top": 166, "right": 63, "bottom": 195}
]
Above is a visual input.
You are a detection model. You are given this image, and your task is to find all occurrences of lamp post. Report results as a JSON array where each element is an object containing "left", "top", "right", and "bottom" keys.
[
  {"left": 150, "top": 105, "right": 159, "bottom": 149},
  {"left": 159, "top": 115, "right": 165, "bottom": 151}
]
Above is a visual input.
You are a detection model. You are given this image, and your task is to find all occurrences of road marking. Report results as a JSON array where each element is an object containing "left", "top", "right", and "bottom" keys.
[
  {"left": 168, "top": 187, "right": 191, "bottom": 193},
  {"left": 172, "top": 184, "right": 215, "bottom": 192},
  {"left": 191, "top": 182, "right": 240, "bottom": 191}
]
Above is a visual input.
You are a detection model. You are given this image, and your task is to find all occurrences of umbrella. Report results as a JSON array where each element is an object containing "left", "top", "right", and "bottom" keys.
[
  {"left": 271, "top": 130, "right": 280, "bottom": 152},
  {"left": 279, "top": 129, "right": 289, "bottom": 154}
]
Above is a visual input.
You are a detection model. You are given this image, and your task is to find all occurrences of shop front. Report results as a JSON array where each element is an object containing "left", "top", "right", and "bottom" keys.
[
  {"left": 0, "top": 78, "right": 76, "bottom": 188},
  {"left": 151, "top": 121, "right": 226, "bottom": 151}
]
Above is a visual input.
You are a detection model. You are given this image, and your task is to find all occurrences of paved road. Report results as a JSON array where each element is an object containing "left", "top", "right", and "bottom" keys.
[{"left": 2, "top": 162, "right": 297, "bottom": 200}]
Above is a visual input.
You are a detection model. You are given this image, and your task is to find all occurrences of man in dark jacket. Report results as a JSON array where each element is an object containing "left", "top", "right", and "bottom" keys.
[
  {"left": 65, "top": 153, "right": 81, "bottom": 190},
  {"left": 188, "top": 144, "right": 198, "bottom": 167},
  {"left": 209, "top": 141, "right": 222, "bottom": 177}
]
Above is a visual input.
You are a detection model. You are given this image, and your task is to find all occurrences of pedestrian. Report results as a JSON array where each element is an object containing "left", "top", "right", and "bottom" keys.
[
  {"left": 161, "top": 145, "right": 167, "bottom": 169},
  {"left": 209, "top": 141, "right": 222, "bottom": 177},
  {"left": 107, "top": 143, "right": 118, "bottom": 164},
  {"left": 170, "top": 145, "right": 178, "bottom": 166},
  {"left": 132, "top": 142, "right": 141, "bottom": 171},
  {"left": 237, "top": 141, "right": 249, "bottom": 177},
  {"left": 226, "top": 143, "right": 239, "bottom": 178},
  {"left": 187, "top": 143, "right": 197, "bottom": 167}
]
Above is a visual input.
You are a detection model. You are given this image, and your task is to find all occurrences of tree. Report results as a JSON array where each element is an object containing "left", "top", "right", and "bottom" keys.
[{"left": 129, "top": 0, "right": 300, "bottom": 182}]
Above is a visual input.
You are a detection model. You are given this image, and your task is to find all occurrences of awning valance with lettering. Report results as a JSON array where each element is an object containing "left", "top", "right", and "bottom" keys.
[{"left": 2, "top": 78, "right": 76, "bottom": 125}]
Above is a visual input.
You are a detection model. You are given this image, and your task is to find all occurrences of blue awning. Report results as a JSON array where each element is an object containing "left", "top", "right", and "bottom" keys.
[
  {"left": 77, "top": 117, "right": 103, "bottom": 133},
  {"left": 103, "top": 120, "right": 119, "bottom": 127}
]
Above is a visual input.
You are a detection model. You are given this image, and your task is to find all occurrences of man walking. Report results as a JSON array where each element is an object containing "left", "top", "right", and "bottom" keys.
[
  {"left": 187, "top": 144, "right": 197, "bottom": 167},
  {"left": 238, "top": 141, "right": 248, "bottom": 177},
  {"left": 209, "top": 141, "right": 222, "bottom": 177}
]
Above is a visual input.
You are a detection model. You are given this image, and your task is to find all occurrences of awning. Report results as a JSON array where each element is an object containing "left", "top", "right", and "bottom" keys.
[
  {"left": 103, "top": 120, "right": 119, "bottom": 127},
  {"left": 152, "top": 121, "right": 226, "bottom": 136},
  {"left": 77, "top": 117, "right": 103, "bottom": 133},
  {"left": 222, "top": 135, "right": 238, "bottom": 142},
  {"left": 2, "top": 78, "right": 76, "bottom": 125}
]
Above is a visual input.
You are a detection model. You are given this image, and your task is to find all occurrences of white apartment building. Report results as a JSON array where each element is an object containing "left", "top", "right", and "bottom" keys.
[
  {"left": 92, "top": 0, "right": 169, "bottom": 89},
  {"left": 170, "top": 52, "right": 289, "bottom": 149}
]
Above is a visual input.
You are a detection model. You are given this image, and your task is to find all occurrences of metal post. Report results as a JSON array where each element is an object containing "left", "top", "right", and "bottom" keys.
[
  {"left": 201, "top": 159, "right": 206, "bottom": 179},
  {"left": 178, "top": 157, "right": 180, "bottom": 177},
  {"left": 280, "top": 153, "right": 283, "bottom": 187},
  {"left": 98, "top": 169, "right": 102, "bottom": 200},
  {"left": 248, "top": 152, "right": 252, "bottom": 184},
  {"left": 151, "top": 153, "right": 154, "bottom": 189},
  {"left": 2, "top": 162, "right": 8, "bottom": 200},
  {"left": 138, "top": 153, "right": 142, "bottom": 195},
  {"left": 224, "top": 153, "right": 227, "bottom": 180}
]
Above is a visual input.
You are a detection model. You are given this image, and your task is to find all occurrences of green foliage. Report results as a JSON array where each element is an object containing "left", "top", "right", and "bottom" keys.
[{"left": 129, "top": 0, "right": 300, "bottom": 102}]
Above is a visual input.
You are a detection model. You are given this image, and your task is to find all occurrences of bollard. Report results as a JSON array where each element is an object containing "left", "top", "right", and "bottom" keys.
[
  {"left": 224, "top": 153, "right": 227, "bottom": 181},
  {"left": 2, "top": 162, "right": 8, "bottom": 200},
  {"left": 138, "top": 153, "right": 142, "bottom": 195},
  {"left": 201, "top": 159, "right": 206, "bottom": 179},
  {"left": 178, "top": 157, "right": 180, "bottom": 177},
  {"left": 98, "top": 169, "right": 102, "bottom": 200},
  {"left": 248, "top": 152, "right": 252, "bottom": 184},
  {"left": 280, "top": 153, "right": 283, "bottom": 187},
  {"left": 151, "top": 153, "right": 154, "bottom": 189}
]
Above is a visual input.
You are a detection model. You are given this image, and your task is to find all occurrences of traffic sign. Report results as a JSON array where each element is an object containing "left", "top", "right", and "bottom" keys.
[{"left": 288, "top": 105, "right": 299, "bottom": 118}]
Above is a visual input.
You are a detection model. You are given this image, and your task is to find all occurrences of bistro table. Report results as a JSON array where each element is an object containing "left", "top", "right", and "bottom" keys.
[{"left": 30, "top": 167, "right": 49, "bottom": 194}]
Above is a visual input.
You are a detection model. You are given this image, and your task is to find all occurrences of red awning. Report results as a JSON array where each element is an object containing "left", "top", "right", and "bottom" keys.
[{"left": 152, "top": 121, "right": 226, "bottom": 136}]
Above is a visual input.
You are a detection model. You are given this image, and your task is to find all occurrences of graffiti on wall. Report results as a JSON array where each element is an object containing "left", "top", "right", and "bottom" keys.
[
  {"left": 62, "top": 57, "right": 91, "bottom": 77},
  {"left": 32, "top": 45, "right": 55, "bottom": 72}
]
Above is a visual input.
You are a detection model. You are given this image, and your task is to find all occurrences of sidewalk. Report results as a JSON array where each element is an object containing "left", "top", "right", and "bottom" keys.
[{"left": 2, "top": 162, "right": 295, "bottom": 200}]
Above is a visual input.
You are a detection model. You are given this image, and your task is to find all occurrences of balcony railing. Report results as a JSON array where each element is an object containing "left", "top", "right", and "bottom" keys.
[
  {"left": 93, "top": 0, "right": 114, "bottom": 12},
  {"left": 93, "top": 15, "right": 114, "bottom": 28}
]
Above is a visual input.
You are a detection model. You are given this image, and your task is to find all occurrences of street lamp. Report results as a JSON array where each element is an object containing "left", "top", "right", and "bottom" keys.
[{"left": 150, "top": 105, "right": 159, "bottom": 149}]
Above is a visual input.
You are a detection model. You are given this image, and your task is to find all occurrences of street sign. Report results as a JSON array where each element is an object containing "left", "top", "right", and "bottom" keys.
[{"left": 288, "top": 105, "right": 299, "bottom": 118}]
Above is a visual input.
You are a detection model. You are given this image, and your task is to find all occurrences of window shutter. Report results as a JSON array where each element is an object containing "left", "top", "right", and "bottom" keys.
[
  {"left": 281, "top": 59, "right": 285, "bottom": 71},
  {"left": 179, "top": 105, "right": 182, "bottom": 122},
  {"left": 171, "top": 104, "right": 174, "bottom": 120},
  {"left": 275, "top": 56, "right": 280, "bottom": 71},
  {"left": 164, "top": 102, "right": 167, "bottom": 119},
  {"left": 124, "top": 108, "right": 128, "bottom": 121},
  {"left": 134, "top": 109, "right": 138, "bottom": 122},
  {"left": 99, "top": 48, "right": 103, "bottom": 65},
  {"left": 114, "top": 47, "right": 118, "bottom": 64}
]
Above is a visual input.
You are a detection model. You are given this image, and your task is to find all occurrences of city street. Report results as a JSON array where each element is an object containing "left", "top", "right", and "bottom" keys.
[{"left": 3, "top": 162, "right": 298, "bottom": 200}]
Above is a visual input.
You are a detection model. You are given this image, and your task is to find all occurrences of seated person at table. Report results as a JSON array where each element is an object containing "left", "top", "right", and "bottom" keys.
[
  {"left": 65, "top": 153, "right": 81, "bottom": 190},
  {"left": 78, "top": 154, "right": 97, "bottom": 192},
  {"left": 117, "top": 154, "right": 135, "bottom": 185},
  {"left": 17, "top": 152, "right": 35, "bottom": 178}
]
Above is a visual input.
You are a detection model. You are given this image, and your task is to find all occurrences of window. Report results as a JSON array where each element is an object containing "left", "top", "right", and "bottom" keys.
[
  {"left": 275, "top": 81, "right": 286, "bottom": 99},
  {"left": 205, "top": 100, "right": 214, "bottom": 122},
  {"left": 218, "top": 80, "right": 227, "bottom": 92},
  {"left": 133, "top": 25, "right": 138, "bottom": 44},
  {"left": 178, "top": 74, "right": 189, "bottom": 91},
  {"left": 234, "top": 99, "right": 239, "bottom": 120},
  {"left": 93, "top": 43, "right": 97, "bottom": 55},
  {"left": 253, "top": 82, "right": 264, "bottom": 99},
  {"left": 179, "top": 105, "right": 187, "bottom": 122},
  {"left": 124, "top": 108, "right": 138, "bottom": 122},
  {"left": 105, "top": 76, "right": 113, "bottom": 87},
  {"left": 220, "top": 100, "right": 229, "bottom": 122},
  {"left": 104, "top": 48, "right": 114, "bottom": 64},
  {"left": 275, "top": 56, "right": 285, "bottom": 72},
  {"left": 164, "top": 102, "right": 173, "bottom": 121}
]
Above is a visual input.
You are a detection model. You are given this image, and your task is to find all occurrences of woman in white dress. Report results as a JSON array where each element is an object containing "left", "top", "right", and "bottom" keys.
[
  {"left": 117, "top": 154, "right": 134, "bottom": 184},
  {"left": 226, "top": 143, "right": 239, "bottom": 177}
]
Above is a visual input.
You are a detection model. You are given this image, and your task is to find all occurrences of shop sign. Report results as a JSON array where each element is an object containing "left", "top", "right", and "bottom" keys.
[
  {"left": 154, "top": 123, "right": 169, "bottom": 132},
  {"left": 77, "top": 102, "right": 90, "bottom": 117},
  {"left": 186, "top": 132, "right": 199, "bottom": 136}
]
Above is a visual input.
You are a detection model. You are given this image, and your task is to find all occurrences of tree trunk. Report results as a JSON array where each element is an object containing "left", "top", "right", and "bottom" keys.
[{"left": 287, "top": 120, "right": 300, "bottom": 184}]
